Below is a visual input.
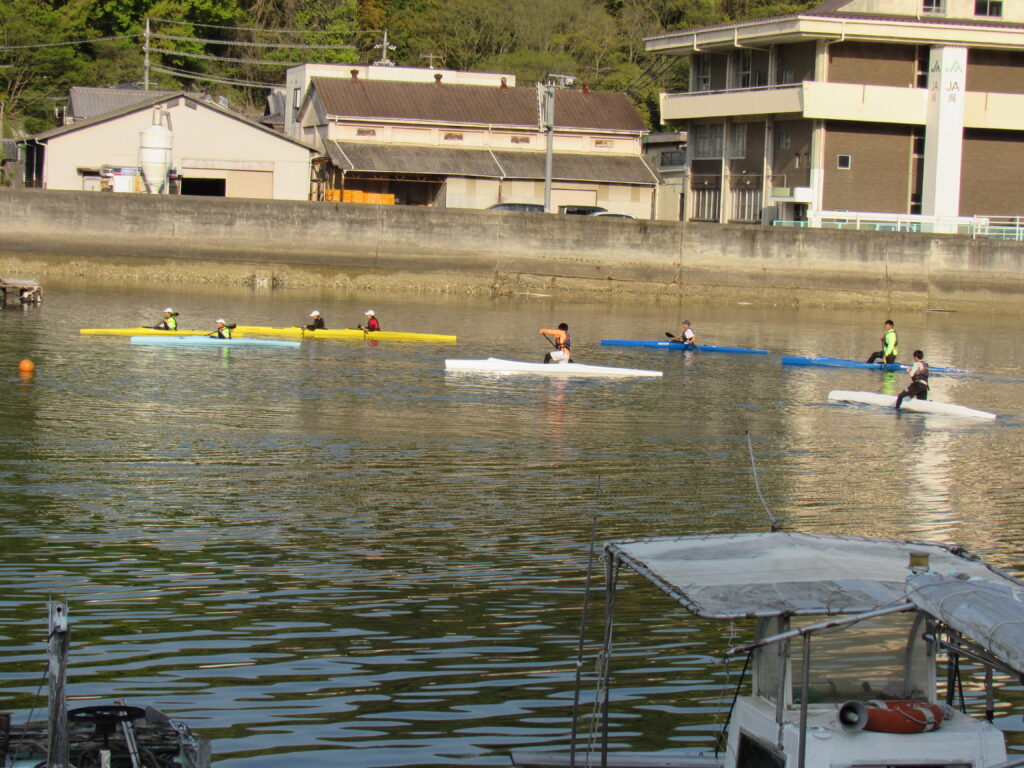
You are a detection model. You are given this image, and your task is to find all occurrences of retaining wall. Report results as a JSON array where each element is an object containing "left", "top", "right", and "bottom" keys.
[{"left": 1, "top": 188, "right": 1022, "bottom": 312}]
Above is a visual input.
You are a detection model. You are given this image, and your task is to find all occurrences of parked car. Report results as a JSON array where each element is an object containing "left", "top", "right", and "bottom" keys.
[
  {"left": 558, "top": 205, "right": 608, "bottom": 215},
  {"left": 487, "top": 203, "right": 544, "bottom": 212},
  {"left": 590, "top": 212, "right": 636, "bottom": 219}
]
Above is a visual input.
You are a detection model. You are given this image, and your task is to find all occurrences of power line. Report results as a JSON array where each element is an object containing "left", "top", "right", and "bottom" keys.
[
  {"left": 150, "top": 32, "right": 353, "bottom": 50},
  {"left": 147, "top": 46, "right": 310, "bottom": 67},
  {"left": 0, "top": 34, "right": 135, "bottom": 52},
  {"left": 150, "top": 63, "right": 278, "bottom": 89},
  {"left": 150, "top": 17, "right": 377, "bottom": 35}
]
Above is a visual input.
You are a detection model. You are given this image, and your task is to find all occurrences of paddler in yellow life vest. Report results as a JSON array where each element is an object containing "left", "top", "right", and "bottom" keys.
[
  {"left": 541, "top": 323, "right": 572, "bottom": 364},
  {"left": 211, "top": 318, "right": 233, "bottom": 339},
  {"left": 153, "top": 308, "right": 178, "bottom": 330},
  {"left": 866, "top": 319, "right": 898, "bottom": 365}
]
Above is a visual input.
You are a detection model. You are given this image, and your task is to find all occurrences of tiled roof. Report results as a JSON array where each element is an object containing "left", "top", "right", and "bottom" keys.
[
  {"left": 324, "top": 141, "right": 658, "bottom": 185},
  {"left": 311, "top": 78, "right": 646, "bottom": 133}
]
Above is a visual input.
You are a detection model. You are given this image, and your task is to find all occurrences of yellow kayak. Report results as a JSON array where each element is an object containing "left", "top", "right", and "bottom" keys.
[
  {"left": 81, "top": 328, "right": 214, "bottom": 336},
  {"left": 235, "top": 326, "right": 457, "bottom": 343}
]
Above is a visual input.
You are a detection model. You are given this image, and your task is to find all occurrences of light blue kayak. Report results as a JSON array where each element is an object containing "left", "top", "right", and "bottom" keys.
[
  {"left": 130, "top": 335, "right": 301, "bottom": 348},
  {"left": 601, "top": 339, "right": 769, "bottom": 355},
  {"left": 782, "top": 355, "right": 971, "bottom": 374}
]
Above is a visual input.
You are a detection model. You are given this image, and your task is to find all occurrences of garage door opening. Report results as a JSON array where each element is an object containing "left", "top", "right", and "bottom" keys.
[{"left": 181, "top": 177, "right": 226, "bottom": 196}]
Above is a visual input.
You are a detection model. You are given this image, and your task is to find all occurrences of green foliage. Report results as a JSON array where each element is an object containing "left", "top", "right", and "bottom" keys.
[{"left": 1, "top": 0, "right": 820, "bottom": 134}]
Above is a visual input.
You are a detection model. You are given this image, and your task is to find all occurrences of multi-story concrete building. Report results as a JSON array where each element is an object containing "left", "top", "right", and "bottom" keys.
[{"left": 646, "top": 0, "right": 1024, "bottom": 229}]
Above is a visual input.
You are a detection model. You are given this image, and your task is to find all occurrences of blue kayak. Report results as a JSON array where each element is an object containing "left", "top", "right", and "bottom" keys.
[
  {"left": 601, "top": 339, "right": 769, "bottom": 355},
  {"left": 781, "top": 355, "right": 971, "bottom": 374},
  {"left": 130, "top": 335, "right": 301, "bottom": 348}
]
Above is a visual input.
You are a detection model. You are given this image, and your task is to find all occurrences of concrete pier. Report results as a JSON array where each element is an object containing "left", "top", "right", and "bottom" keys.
[{"left": 2, "top": 189, "right": 1023, "bottom": 312}]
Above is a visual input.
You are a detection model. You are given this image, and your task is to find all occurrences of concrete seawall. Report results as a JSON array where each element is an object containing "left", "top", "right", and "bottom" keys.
[{"left": 2, "top": 188, "right": 1023, "bottom": 312}]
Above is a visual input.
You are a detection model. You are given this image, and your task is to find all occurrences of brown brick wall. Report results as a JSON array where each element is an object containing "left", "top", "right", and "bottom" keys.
[
  {"left": 829, "top": 42, "right": 915, "bottom": 87},
  {"left": 960, "top": 129, "right": 1024, "bottom": 215},
  {"left": 966, "top": 50, "right": 1024, "bottom": 94},
  {"left": 822, "top": 121, "right": 912, "bottom": 213}
]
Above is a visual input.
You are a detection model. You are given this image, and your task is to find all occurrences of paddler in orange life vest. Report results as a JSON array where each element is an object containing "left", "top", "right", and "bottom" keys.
[
  {"left": 895, "top": 350, "right": 929, "bottom": 409},
  {"left": 358, "top": 309, "right": 381, "bottom": 332},
  {"left": 153, "top": 307, "right": 178, "bottom": 330},
  {"left": 541, "top": 323, "right": 572, "bottom": 363}
]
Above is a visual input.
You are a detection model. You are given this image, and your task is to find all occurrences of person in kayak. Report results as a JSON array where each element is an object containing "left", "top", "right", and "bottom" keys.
[
  {"left": 211, "top": 318, "right": 233, "bottom": 339},
  {"left": 305, "top": 310, "right": 326, "bottom": 331},
  {"left": 895, "top": 350, "right": 929, "bottom": 409},
  {"left": 358, "top": 310, "right": 381, "bottom": 332},
  {"left": 670, "top": 320, "right": 696, "bottom": 347},
  {"left": 541, "top": 323, "right": 572, "bottom": 363},
  {"left": 866, "top": 320, "right": 898, "bottom": 365},
  {"left": 153, "top": 308, "right": 178, "bottom": 330}
]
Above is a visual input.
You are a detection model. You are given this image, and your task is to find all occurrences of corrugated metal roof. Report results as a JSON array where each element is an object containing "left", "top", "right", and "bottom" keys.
[
  {"left": 312, "top": 78, "right": 646, "bottom": 133},
  {"left": 325, "top": 141, "right": 657, "bottom": 185},
  {"left": 67, "top": 86, "right": 179, "bottom": 121}
]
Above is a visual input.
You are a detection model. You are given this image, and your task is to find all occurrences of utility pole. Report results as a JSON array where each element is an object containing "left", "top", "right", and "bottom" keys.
[
  {"left": 538, "top": 83, "right": 555, "bottom": 213},
  {"left": 420, "top": 53, "right": 443, "bottom": 69},
  {"left": 373, "top": 29, "right": 396, "bottom": 67},
  {"left": 143, "top": 18, "right": 151, "bottom": 90},
  {"left": 47, "top": 601, "right": 69, "bottom": 768}
]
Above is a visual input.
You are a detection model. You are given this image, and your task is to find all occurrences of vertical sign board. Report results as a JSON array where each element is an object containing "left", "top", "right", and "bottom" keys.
[{"left": 921, "top": 46, "right": 967, "bottom": 219}]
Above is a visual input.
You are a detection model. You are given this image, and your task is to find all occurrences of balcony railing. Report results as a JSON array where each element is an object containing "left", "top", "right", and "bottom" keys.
[{"left": 772, "top": 212, "right": 1024, "bottom": 241}]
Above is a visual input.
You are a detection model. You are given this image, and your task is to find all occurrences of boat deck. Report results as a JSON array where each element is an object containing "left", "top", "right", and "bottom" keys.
[{"left": 0, "top": 277, "right": 41, "bottom": 304}]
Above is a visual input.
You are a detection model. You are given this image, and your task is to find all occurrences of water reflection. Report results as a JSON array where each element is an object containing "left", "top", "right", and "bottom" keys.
[{"left": 0, "top": 282, "right": 1021, "bottom": 766}]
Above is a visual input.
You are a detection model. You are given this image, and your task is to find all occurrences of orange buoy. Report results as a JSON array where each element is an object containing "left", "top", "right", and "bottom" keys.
[
  {"left": 839, "top": 700, "right": 945, "bottom": 734},
  {"left": 18, "top": 359, "right": 34, "bottom": 373}
]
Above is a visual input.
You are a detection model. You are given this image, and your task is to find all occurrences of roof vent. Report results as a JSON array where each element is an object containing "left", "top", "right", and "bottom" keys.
[
  {"left": 350, "top": 69, "right": 359, "bottom": 81},
  {"left": 500, "top": 77, "right": 508, "bottom": 90},
  {"left": 434, "top": 73, "right": 443, "bottom": 86},
  {"left": 582, "top": 83, "right": 591, "bottom": 95}
]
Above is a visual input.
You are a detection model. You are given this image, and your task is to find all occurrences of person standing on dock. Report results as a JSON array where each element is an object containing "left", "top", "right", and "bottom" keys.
[
  {"left": 305, "top": 310, "right": 325, "bottom": 331},
  {"left": 212, "top": 319, "right": 232, "bottom": 339},
  {"left": 359, "top": 310, "right": 381, "bottom": 332},
  {"left": 541, "top": 323, "right": 572, "bottom": 363},
  {"left": 670, "top": 320, "right": 697, "bottom": 347},
  {"left": 866, "top": 320, "right": 898, "bottom": 365},
  {"left": 153, "top": 308, "right": 178, "bottom": 330},
  {"left": 895, "top": 350, "right": 929, "bottom": 409}
]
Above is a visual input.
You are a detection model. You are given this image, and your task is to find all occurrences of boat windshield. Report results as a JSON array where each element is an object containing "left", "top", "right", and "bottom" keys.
[{"left": 754, "top": 612, "right": 933, "bottom": 706}]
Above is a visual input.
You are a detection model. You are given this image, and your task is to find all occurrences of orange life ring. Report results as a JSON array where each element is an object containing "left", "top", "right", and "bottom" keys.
[{"left": 861, "top": 700, "right": 945, "bottom": 734}]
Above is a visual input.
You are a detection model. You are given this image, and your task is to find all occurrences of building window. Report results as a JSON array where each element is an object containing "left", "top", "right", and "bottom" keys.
[
  {"left": 975, "top": 0, "right": 1002, "bottom": 15},
  {"left": 731, "top": 187, "right": 762, "bottom": 223},
  {"left": 356, "top": 128, "right": 377, "bottom": 137},
  {"left": 692, "top": 124, "right": 723, "bottom": 159},
  {"left": 837, "top": 154, "right": 852, "bottom": 170},
  {"left": 778, "top": 67, "right": 794, "bottom": 85},
  {"left": 737, "top": 50, "right": 753, "bottom": 89},
  {"left": 443, "top": 132, "right": 464, "bottom": 141},
  {"left": 594, "top": 139, "right": 614, "bottom": 148},
  {"left": 777, "top": 129, "right": 791, "bottom": 150},
  {"left": 916, "top": 48, "right": 930, "bottom": 87},
  {"left": 912, "top": 126, "right": 925, "bottom": 157},
  {"left": 660, "top": 149, "right": 687, "bottom": 167},
  {"left": 511, "top": 135, "right": 531, "bottom": 144},
  {"left": 731, "top": 123, "right": 747, "bottom": 159},
  {"left": 293, "top": 88, "right": 301, "bottom": 109},
  {"left": 694, "top": 54, "right": 712, "bottom": 92},
  {"left": 922, "top": 0, "right": 944, "bottom": 12}
]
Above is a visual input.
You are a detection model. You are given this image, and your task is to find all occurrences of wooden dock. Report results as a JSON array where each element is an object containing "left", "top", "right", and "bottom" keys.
[{"left": 0, "top": 277, "right": 42, "bottom": 304}]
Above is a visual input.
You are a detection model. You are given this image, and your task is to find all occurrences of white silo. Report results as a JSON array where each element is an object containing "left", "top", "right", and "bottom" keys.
[{"left": 139, "top": 107, "right": 173, "bottom": 194}]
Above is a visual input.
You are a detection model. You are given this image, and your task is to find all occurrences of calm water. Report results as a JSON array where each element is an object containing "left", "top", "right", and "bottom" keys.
[{"left": 1, "top": 280, "right": 1023, "bottom": 766}]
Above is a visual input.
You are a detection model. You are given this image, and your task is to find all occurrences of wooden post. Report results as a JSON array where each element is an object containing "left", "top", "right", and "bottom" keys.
[{"left": 47, "top": 601, "right": 69, "bottom": 768}]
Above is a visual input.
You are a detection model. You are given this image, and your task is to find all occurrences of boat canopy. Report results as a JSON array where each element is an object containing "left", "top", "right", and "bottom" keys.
[
  {"left": 908, "top": 572, "right": 1024, "bottom": 674},
  {"left": 606, "top": 532, "right": 1016, "bottom": 619}
]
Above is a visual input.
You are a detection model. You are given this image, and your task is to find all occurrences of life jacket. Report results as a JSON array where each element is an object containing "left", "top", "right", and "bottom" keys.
[
  {"left": 883, "top": 328, "right": 898, "bottom": 357},
  {"left": 366, "top": 317, "right": 380, "bottom": 331},
  {"left": 541, "top": 329, "right": 569, "bottom": 351},
  {"left": 167, "top": 316, "right": 177, "bottom": 330},
  {"left": 912, "top": 361, "right": 929, "bottom": 384},
  {"left": 217, "top": 326, "right": 232, "bottom": 339}
]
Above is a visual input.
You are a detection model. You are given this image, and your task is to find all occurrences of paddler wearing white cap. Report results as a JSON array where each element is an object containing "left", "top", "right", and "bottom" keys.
[
  {"left": 210, "top": 318, "right": 233, "bottom": 339},
  {"left": 153, "top": 307, "right": 179, "bottom": 331},
  {"left": 357, "top": 309, "right": 381, "bottom": 332},
  {"left": 305, "top": 310, "right": 326, "bottom": 331}
]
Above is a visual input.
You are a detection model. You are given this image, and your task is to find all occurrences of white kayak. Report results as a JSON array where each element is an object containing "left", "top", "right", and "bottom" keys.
[
  {"left": 445, "top": 357, "right": 662, "bottom": 377},
  {"left": 828, "top": 390, "right": 996, "bottom": 420}
]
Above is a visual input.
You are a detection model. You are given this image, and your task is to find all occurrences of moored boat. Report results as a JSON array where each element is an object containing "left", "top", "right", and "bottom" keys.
[
  {"left": 445, "top": 357, "right": 662, "bottom": 377},
  {"left": 783, "top": 354, "right": 972, "bottom": 374},
  {"left": 511, "top": 530, "right": 1023, "bottom": 768},
  {"left": 81, "top": 328, "right": 214, "bottom": 337},
  {"left": 235, "top": 326, "right": 457, "bottom": 343},
  {"left": 129, "top": 335, "right": 300, "bottom": 348},
  {"left": 601, "top": 339, "right": 769, "bottom": 355},
  {"left": 828, "top": 389, "right": 997, "bottom": 420}
]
